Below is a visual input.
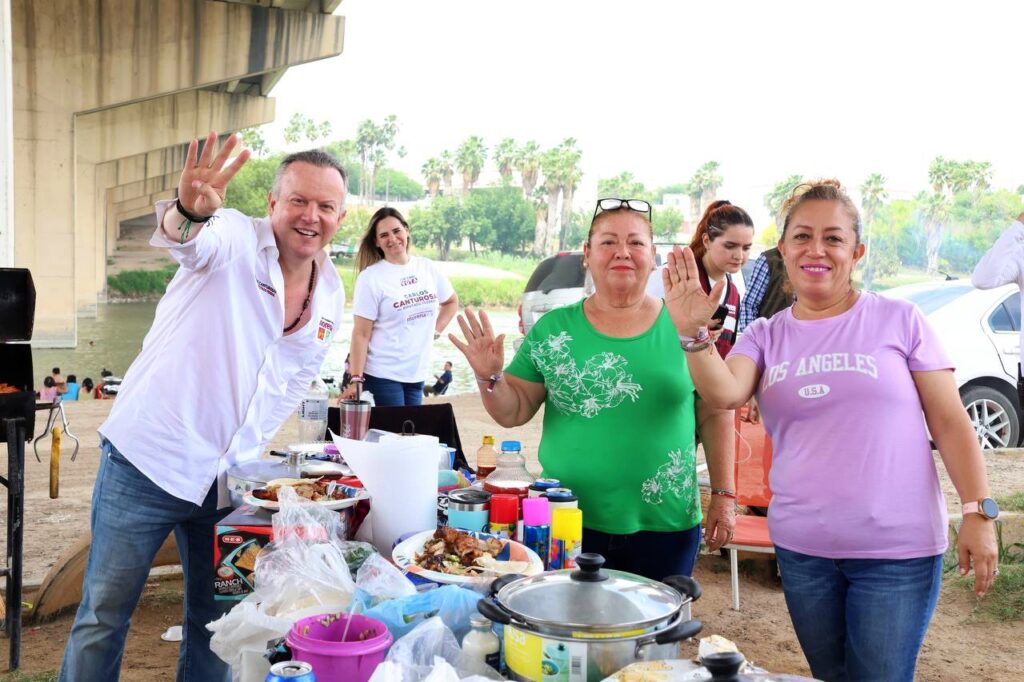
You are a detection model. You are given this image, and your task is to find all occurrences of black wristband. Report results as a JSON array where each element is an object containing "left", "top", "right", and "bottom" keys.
[{"left": 175, "top": 197, "right": 212, "bottom": 224}]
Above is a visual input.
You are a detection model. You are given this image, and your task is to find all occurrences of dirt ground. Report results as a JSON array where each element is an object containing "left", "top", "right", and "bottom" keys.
[{"left": 2, "top": 396, "right": 1023, "bottom": 680}]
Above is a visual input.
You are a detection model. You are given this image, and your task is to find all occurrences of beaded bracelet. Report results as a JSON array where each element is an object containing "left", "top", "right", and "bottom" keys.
[{"left": 475, "top": 372, "right": 504, "bottom": 392}]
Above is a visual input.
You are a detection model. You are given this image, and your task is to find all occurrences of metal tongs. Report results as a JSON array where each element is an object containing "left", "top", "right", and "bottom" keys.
[{"left": 33, "top": 398, "right": 81, "bottom": 462}]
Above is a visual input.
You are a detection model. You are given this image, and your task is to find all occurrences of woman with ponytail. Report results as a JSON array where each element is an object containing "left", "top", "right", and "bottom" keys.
[{"left": 686, "top": 200, "right": 754, "bottom": 357}]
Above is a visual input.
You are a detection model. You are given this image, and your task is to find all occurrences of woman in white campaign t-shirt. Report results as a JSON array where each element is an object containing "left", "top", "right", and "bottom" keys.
[{"left": 344, "top": 207, "right": 458, "bottom": 406}]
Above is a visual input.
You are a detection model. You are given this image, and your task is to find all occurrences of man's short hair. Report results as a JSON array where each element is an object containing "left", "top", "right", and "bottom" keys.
[{"left": 271, "top": 150, "right": 348, "bottom": 200}]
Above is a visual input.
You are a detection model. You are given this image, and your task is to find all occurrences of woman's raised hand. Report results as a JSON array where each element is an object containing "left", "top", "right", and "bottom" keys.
[
  {"left": 449, "top": 308, "right": 505, "bottom": 381},
  {"left": 663, "top": 245, "right": 726, "bottom": 336},
  {"left": 177, "top": 131, "right": 251, "bottom": 218}
]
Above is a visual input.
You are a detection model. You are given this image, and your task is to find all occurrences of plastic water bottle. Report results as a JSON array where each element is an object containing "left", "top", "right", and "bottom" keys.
[{"left": 297, "top": 377, "right": 329, "bottom": 442}]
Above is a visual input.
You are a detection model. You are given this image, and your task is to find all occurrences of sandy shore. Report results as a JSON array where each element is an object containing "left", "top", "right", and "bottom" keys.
[{"left": 9, "top": 394, "right": 543, "bottom": 587}]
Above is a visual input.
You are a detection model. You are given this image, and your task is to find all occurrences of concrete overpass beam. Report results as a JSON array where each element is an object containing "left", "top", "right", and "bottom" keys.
[{"left": 75, "top": 91, "right": 274, "bottom": 313}]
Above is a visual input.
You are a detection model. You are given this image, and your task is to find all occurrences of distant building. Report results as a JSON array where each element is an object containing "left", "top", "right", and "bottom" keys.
[{"left": 661, "top": 193, "right": 688, "bottom": 209}]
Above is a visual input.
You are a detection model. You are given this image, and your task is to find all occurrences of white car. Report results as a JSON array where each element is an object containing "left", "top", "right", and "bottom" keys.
[{"left": 883, "top": 280, "right": 1021, "bottom": 449}]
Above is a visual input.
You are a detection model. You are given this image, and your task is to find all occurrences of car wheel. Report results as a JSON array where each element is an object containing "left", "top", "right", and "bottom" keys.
[{"left": 961, "top": 385, "right": 1020, "bottom": 450}]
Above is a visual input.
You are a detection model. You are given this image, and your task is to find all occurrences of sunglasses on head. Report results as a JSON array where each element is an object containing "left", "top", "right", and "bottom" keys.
[{"left": 593, "top": 197, "right": 652, "bottom": 221}]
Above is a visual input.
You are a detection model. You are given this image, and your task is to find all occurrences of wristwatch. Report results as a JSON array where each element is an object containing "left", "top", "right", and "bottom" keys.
[{"left": 962, "top": 497, "right": 999, "bottom": 520}]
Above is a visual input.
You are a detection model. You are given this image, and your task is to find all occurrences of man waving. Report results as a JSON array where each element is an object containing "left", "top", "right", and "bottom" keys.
[{"left": 60, "top": 132, "right": 347, "bottom": 681}]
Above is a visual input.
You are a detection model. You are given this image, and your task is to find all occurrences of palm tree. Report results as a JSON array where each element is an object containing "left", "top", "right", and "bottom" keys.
[
  {"left": 683, "top": 181, "right": 702, "bottom": 223},
  {"left": 859, "top": 173, "right": 888, "bottom": 289},
  {"left": 540, "top": 147, "right": 565, "bottom": 256},
  {"left": 356, "top": 119, "right": 376, "bottom": 199},
  {"left": 493, "top": 138, "right": 518, "bottom": 185},
  {"left": 921, "top": 192, "right": 950, "bottom": 275},
  {"left": 948, "top": 163, "right": 973, "bottom": 194},
  {"left": 368, "top": 115, "right": 400, "bottom": 205},
  {"left": 970, "top": 160, "right": 993, "bottom": 194},
  {"left": 530, "top": 186, "right": 548, "bottom": 257},
  {"left": 928, "top": 156, "right": 951, "bottom": 195},
  {"left": 557, "top": 139, "right": 583, "bottom": 251},
  {"left": 764, "top": 174, "right": 804, "bottom": 225},
  {"left": 421, "top": 157, "right": 443, "bottom": 199},
  {"left": 455, "top": 136, "right": 488, "bottom": 194},
  {"left": 696, "top": 161, "right": 722, "bottom": 213},
  {"left": 439, "top": 151, "right": 454, "bottom": 197},
  {"left": 516, "top": 141, "right": 542, "bottom": 198}
]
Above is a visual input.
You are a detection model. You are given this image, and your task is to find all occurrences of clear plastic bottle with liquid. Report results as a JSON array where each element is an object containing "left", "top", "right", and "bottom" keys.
[
  {"left": 483, "top": 440, "right": 535, "bottom": 499},
  {"left": 297, "top": 377, "right": 329, "bottom": 442},
  {"left": 475, "top": 435, "right": 499, "bottom": 480}
]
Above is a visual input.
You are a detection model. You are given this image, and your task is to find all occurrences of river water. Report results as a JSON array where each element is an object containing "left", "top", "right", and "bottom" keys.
[{"left": 32, "top": 302, "right": 522, "bottom": 398}]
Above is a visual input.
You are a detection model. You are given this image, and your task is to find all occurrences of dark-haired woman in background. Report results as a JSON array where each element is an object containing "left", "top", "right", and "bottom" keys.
[
  {"left": 686, "top": 201, "right": 755, "bottom": 357},
  {"left": 649, "top": 201, "right": 754, "bottom": 357},
  {"left": 343, "top": 207, "right": 458, "bottom": 406}
]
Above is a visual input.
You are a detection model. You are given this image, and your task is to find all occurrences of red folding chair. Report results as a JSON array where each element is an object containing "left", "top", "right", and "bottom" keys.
[{"left": 723, "top": 406, "right": 774, "bottom": 610}]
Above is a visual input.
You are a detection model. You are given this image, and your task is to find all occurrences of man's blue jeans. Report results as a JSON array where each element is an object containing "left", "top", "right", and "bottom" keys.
[
  {"left": 775, "top": 546, "right": 943, "bottom": 682},
  {"left": 59, "top": 440, "right": 232, "bottom": 682},
  {"left": 363, "top": 373, "right": 424, "bottom": 407}
]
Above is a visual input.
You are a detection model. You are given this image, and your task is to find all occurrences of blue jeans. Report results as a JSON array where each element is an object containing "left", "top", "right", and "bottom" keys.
[
  {"left": 582, "top": 525, "right": 702, "bottom": 580},
  {"left": 775, "top": 546, "right": 943, "bottom": 682},
  {"left": 59, "top": 440, "right": 232, "bottom": 682},
  {"left": 363, "top": 373, "right": 424, "bottom": 407}
]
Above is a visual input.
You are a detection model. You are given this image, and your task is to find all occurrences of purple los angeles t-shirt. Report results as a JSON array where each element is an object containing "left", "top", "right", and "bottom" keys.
[{"left": 730, "top": 292, "right": 953, "bottom": 559}]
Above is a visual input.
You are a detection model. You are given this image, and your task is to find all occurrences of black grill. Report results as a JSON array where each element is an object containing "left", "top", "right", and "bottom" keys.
[{"left": 0, "top": 267, "right": 34, "bottom": 670}]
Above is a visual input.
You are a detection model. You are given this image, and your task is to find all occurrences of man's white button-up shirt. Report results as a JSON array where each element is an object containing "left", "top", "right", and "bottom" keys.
[{"left": 99, "top": 202, "right": 345, "bottom": 507}]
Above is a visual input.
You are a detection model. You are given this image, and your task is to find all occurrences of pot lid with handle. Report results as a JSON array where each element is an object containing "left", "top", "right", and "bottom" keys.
[
  {"left": 703, "top": 652, "right": 821, "bottom": 681},
  {"left": 494, "top": 553, "right": 698, "bottom": 632}
]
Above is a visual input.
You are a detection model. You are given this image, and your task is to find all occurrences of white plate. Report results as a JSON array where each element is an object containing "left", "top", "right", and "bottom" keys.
[
  {"left": 243, "top": 484, "right": 370, "bottom": 511},
  {"left": 392, "top": 528, "right": 545, "bottom": 585}
]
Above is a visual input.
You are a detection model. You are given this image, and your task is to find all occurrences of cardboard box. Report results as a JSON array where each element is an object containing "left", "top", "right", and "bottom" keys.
[{"left": 214, "top": 504, "right": 273, "bottom": 601}]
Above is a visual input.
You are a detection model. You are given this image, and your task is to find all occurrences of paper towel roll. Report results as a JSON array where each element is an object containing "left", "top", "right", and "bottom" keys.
[{"left": 330, "top": 431, "right": 438, "bottom": 553}]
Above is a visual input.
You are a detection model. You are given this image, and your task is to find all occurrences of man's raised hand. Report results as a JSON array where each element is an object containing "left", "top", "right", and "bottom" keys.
[{"left": 177, "top": 132, "right": 251, "bottom": 218}]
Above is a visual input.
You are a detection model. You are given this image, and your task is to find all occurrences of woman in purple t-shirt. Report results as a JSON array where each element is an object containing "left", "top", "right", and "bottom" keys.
[{"left": 663, "top": 180, "right": 998, "bottom": 682}]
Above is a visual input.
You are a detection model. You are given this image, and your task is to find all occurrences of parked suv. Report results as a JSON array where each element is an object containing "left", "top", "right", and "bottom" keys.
[{"left": 517, "top": 252, "right": 587, "bottom": 342}]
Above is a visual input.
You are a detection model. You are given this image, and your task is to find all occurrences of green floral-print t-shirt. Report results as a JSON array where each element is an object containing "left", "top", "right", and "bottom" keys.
[{"left": 506, "top": 299, "right": 701, "bottom": 534}]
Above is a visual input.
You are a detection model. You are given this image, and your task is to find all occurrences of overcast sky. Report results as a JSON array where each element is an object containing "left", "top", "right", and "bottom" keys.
[{"left": 266, "top": 0, "right": 1023, "bottom": 225}]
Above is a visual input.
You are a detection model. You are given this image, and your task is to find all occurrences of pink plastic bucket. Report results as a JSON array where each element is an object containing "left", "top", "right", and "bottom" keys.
[{"left": 286, "top": 612, "right": 393, "bottom": 682}]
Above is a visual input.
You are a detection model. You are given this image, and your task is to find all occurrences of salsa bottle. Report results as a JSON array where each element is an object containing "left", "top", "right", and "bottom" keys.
[{"left": 476, "top": 435, "right": 499, "bottom": 480}]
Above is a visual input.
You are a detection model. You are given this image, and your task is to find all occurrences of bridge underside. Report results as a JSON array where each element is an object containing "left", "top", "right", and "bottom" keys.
[{"left": 13, "top": 0, "right": 345, "bottom": 345}]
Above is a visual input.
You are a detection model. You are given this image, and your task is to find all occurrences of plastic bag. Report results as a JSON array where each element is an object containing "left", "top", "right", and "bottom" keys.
[
  {"left": 208, "top": 489, "right": 370, "bottom": 679},
  {"left": 249, "top": 486, "right": 357, "bottom": 617},
  {"left": 356, "top": 552, "right": 417, "bottom": 607},
  {"left": 207, "top": 600, "right": 293, "bottom": 682},
  {"left": 368, "top": 617, "right": 503, "bottom": 682},
  {"left": 362, "top": 583, "right": 482, "bottom": 641}
]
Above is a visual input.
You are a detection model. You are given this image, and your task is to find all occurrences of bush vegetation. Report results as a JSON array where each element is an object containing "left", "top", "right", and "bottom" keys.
[{"left": 106, "top": 265, "right": 178, "bottom": 297}]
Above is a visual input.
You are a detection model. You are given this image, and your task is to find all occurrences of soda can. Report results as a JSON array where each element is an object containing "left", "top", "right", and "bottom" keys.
[
  {"left": 528, "top": 478, "right": 561, "bottom": 497},
  {"left": 266, "top": 660, "right": 316, "bottom": 681}
]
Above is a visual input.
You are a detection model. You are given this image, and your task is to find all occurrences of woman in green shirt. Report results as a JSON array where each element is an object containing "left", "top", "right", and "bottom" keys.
[{"left": 450, "top": 199, "right": 736, "bottom": 579}]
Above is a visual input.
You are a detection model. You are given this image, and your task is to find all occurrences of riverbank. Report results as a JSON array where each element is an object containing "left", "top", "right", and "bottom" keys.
[
  {"left": 106, "top": 220, "right": 529, "bottom": 303},
  {"left": 3, "top": 397, "right": 1023, "bottom": 680}
]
